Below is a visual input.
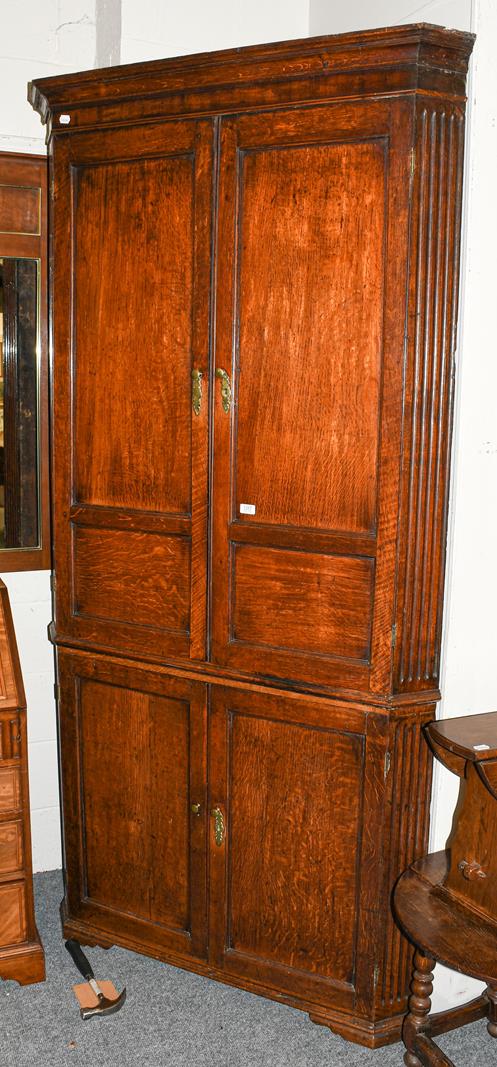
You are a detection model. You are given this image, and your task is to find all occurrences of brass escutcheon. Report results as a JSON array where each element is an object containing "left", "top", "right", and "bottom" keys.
[
  {"left": 215, "top": 368, "right": 231, "bottom": 413},
  {"left": 211, "top": 806, "right": 225, "bottom": 846},
  {"left": 192, "top": 368, "right": 203, "bottom": 415}
]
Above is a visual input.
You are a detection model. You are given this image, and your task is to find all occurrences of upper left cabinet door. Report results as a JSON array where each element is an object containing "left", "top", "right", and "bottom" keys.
[{"left": 51, "top": 120, "right": 214, "bottom": 662}]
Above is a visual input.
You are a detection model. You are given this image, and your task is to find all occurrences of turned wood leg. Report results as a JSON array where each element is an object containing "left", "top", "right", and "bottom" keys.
[
  {"left": 487, "top": 984, "right": 497, "bottom": 1038},
  {"left": 402, "top": 949, "right": 436, "bottom": 1067}
]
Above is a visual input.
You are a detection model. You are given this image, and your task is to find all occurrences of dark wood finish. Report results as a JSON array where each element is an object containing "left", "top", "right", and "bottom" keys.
[
  {"left": 3, "top": 257, "right": 39, "bottom": 547},
  {"left": 394, "top": 102, "right": 466, "bottom": 695},
  {"left": 29, "top": 24, "right": 474, "bottom": 1048},
  {"left": 394, "top": 714, "right": 497, "bottom": 1065},
  {"left": 428, "top": 710, "right": 497, "bottom": 762},
  {"left": 0, "top": 579, "right": 45, "bottom": 985},
  {"left": 57, "top": 649, "right": 207, "bottom": 960},
  {"left": 209, "top": 687, "right": 366, "bottom": 1007},
  {"left": 211, "top": 99, "right": 412, "bottom": 694},
  {"left": 0, "top": 152, "right": 50, "bottom": 570},
  {"left": 49, "top": 120, "right": 212, "bottom": 662},
  {"left": 28, "top": 24, "right": 474, "bottom": 134},
  {"left": 0, "top": 184, "right": 40, "bottom": 236},
  {"left": 56, "top": 644, "right": 434, "bottom": 1047}
]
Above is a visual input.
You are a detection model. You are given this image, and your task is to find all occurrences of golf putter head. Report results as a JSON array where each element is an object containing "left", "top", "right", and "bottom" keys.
[
  {"left": 80, "top": 979, "right": 127, "bottom": 1020},
  {"left": 65, "top": 939, "right": 126, "bottom": 1021}
]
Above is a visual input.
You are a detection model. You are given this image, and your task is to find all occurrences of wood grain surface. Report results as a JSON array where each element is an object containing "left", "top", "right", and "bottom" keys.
[
  {"left": 234, "top": 138, "right": 384, "bottom": 534},
  {"left": 0, "top": 820, "right": 23, "bottom": 874},
  {"left": 29, "top": 23, "right": 474, "bottom": 1048},
  {"left": 231, "top": 544, "right": 373, "bottom": 661},
  {"left": 0, "top": 582, "right": 44, "bottom": 983},
  {"left": 57, "top": 649, "right": 208, "bottom": 960}
]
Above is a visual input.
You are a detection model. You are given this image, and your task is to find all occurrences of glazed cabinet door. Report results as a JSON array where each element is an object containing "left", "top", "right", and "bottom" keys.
[
  {"left": 57, "top": 651, "right": 208, "bottom": 959},
  {"left": 51, "top": 119, "right": 213, "bottom": 662},
  {"left": 211, "top": 100, "right": 412, "bottom": 693},
  {"left": 208, "top": 686, "right": 384, "bottom": 1014}
]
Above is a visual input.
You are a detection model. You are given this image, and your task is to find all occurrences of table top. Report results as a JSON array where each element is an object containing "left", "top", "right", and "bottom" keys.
[
  {"left": 394, "top": 851, "right": 497, "bottom": 985},
  {"left": 427, "top": 712, "right": 497, "bottom": 763}
]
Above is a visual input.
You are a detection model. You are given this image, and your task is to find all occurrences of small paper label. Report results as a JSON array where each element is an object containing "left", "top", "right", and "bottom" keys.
[
  {"left": 473, "top": 744, "right": 490, "bottom": 751},
  {"left": 239, "top": 503, "right": 256, "bottom": 515}
]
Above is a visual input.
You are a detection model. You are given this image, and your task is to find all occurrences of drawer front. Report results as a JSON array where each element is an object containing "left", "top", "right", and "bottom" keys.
[
  {"left": 0, "top": 820, "right": 23, "bottom": 874},
  {"left": 0, "top": 765, "right": 21, "bottom": 813},
  {"left": 0, "top": 882, "right": 27, "bottom": 945}
]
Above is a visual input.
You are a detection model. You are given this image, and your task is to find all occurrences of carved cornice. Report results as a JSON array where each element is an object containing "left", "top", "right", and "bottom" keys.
[{"left": 28, "top": 24, "right": 475, "bottom": 136}]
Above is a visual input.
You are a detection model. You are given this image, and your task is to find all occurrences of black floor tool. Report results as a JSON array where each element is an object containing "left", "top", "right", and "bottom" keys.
[{"left": 65, "top": 939, "right": 127, "bottom": 1020}]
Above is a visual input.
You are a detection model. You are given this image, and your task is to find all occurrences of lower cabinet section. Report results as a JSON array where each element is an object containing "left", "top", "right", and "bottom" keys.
[{"left": 56, "top": 648, "right": 433, "bottom": 1047}]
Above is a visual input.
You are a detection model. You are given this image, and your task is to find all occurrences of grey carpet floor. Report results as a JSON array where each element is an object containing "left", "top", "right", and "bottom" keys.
[{"left": 0, "top": 871, "right": 492, "bottom": 1066}]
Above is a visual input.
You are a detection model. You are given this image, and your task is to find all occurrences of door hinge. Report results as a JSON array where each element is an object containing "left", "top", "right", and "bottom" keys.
[
  {"left": 384, "top": 751, "right": 391, "bottom": 779},
  {"left": 373, "top": 963, "right": 380, "bottom": 989},
  {"left": 410, "top": 147, "right": 415, "bottom": 177},
  {"left": 391, "top": 623, "right": 397, "bottom": 650},
  {"left": 54, "top": 682, "right": 60, "bottom": 703},
  {"left": 50, "top": 573, "right": 56, "bottom": 594}
]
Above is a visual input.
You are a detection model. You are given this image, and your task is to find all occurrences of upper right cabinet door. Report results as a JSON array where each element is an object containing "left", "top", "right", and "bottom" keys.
[{"left": 211, "top": 101, "right": 413, "bottom": 694}]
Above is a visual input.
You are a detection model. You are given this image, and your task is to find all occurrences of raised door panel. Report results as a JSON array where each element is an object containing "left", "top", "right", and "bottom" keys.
[
  {"left": 0, "top": 766, "right": 21, "bottom": 813},
  {"left": 208, "top": 687, "right": 380, "bottom": 1011},
  {"left": 211, "top": 101, "right": 412, "bottom": 693},
  {"left": 0, "top": 882, "right": 27, "bottom": 945},
  {"left": 57, "top": 650, "right": 207, "bottom": 959},
  {"left": 52, "top": 120, "right": 213, "bottom": 661},
  {"left": 0, "top": 821, "right": 23, "bottom": 874}
]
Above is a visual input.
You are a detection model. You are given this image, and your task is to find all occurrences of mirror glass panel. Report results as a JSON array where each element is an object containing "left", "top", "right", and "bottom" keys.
[{"left": 0, "top": 257, "right": 39, "bottom": 548}]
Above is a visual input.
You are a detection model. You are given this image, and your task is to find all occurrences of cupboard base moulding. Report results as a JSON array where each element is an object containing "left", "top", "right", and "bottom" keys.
[{"left": 60, "top": 903, "right": 405, "bottom": 1049}]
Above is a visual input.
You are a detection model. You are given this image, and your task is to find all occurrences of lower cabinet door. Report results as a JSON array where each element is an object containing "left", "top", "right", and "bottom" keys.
[
  {"left": 57, "top": 650, "right": 208, "bottom": 959},
  {"left": 208, "top": 686, "right": 380, "bottom": 1013}
]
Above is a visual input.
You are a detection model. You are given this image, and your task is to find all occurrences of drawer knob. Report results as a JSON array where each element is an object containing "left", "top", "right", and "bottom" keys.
[{"left": 458, "top": 859, "right": 487, "bottom": 881}]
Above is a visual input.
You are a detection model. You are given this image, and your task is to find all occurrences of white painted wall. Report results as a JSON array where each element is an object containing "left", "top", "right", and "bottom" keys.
[
  {"left": 120, "top": 0, "right": 310, "bottom": 63},
  {"left": 310, "top": 0, "right": 497, "bottom": 1012}
]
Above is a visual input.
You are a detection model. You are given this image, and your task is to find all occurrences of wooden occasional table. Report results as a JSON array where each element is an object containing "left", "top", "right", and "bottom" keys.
[{"left": 394, "top": 712, "right": 497, "bottom": 1066}]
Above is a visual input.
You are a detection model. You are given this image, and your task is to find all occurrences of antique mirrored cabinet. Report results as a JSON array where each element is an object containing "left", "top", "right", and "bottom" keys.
[
  {"left": 29, "top": 24, "right": 474, "bottom": 1047},
  {"left": 0, "top": 153, "right": 50, "bottom": 570}
]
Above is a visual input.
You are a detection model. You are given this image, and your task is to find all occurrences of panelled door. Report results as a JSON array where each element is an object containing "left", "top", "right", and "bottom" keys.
[
  {"left": 52, "top": 119, "right": 213, "bottom": 662},
  {"left": 208, "top": 686, "right": 384, "bottom": 1011},
  {"left": 211, "top": 101, "right": 413, "bottom": 693},
  {"left": 57, "top": 650, "right": 208, "bottom": 959}
]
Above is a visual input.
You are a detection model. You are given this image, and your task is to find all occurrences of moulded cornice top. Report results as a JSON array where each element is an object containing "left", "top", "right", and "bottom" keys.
[{"left": 28, "top": 23, "right": 475, "bottom": 129}]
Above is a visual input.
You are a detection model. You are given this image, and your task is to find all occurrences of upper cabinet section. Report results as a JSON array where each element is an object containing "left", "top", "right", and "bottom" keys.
[
  {"left": 29, "top": 26, "right": 474, "bottom": 700},
  {"left": 29, "top": 24, "right": 474, "bottom": 136}
]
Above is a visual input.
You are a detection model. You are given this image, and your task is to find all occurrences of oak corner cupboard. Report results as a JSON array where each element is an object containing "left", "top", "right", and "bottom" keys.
[{"left": 29, "top": 23, "right": 474, "bottom": 1048}]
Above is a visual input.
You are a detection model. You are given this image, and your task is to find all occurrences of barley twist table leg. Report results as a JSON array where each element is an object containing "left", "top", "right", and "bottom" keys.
[
  {"left": 402, "top": 949, "right": 436, "bottom": 1067},
  {"left": 487, "top": 984, "right": 497, "bottom": 1038}
]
